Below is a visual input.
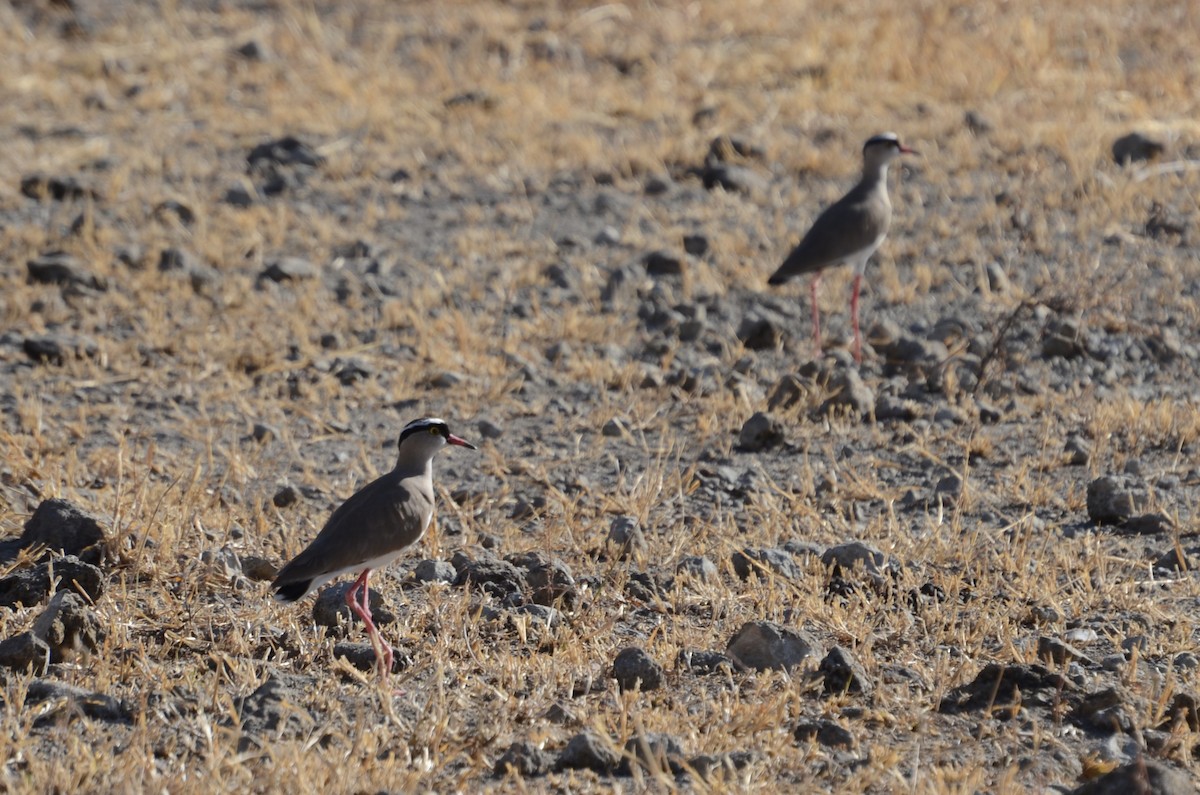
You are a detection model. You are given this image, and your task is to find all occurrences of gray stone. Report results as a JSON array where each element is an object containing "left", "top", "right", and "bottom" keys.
[
  {"left": 1042, "top": 318, "right": 1086, "bottom": 359},
  {"left": 556, "top": 731, "right": 621, "bottom": 773},
  {"left": 231, "top": 675, "right": 315, "bottom": 749},
  {"left": 619, "top": 733, "right": 685, "bottom": 776},
  {"left": 819, "top": 368, "right": 874, "bottom": 417},
  {"left": 453, "top": 556, "right": 527, "bottom": 599},
  {"left": 1037, "top": 636, "right": 1096, "bottom": 668},
  {"left": 819, "top": 645, "right": 874, "bottom": 696},
  {"left": 737, "top": 412, "right": 784, "bottom": 452},
  {"left": 31, "top": 591, "right": 104, "bottom": 662},
  {"left": 700, "top": 164, "right": 767, "bottom": 194},
  {"left": 731, "top": 547, "right": 803, "bottom": 582},
  {"left": 793, "top": 719, "right": 854, "bottom": 749},
  {"left": 1065, "top": 434, "right": 1091, "bottom": 465},
  {"left": 312, "top": 582, "right": 396, "bottom": 630},
  {"left": 821, "top": 541, "right": 892, "bottom": 579},
  {"left": 19, "top": 499, "right": 107, "bottom": 563},
  {"left": 675, "top": 555, "right": 718, "bottom": 582},
  {"left": 1086, "top": 475, "right": 1150, "bottom": 524},
  {"left": 726, "top": 621, "right": 823, "bottom": 672},
  {"left": 612, "top": 646, "right": 664, "bottom": 692},
  {"left": 606, "top": 516, "right": 645, "bottom": 559},
  {"left": 737, "top": 313, "right": 784, "bottom": 350},
  {"left": 332, "top": 641, "right": 409, "bottom": 674},
  {"left": 494, "top": 740, "right": 554, "bottom": 778},
  {"left": 676, "top": 649, "right": 734, "bottom": 675},
  {"left": 412, "top": 559, "right": 457, "bottom": 584},
  {"left": 0, "top": 556, "right": 105, "bottom": 608},
  {"left": 0, "top": 633, "right": 50, "bottom": 673}
]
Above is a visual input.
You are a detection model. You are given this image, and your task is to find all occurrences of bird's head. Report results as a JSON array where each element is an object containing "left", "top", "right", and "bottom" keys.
[
  {"left": 863, "top": 132, "right": 918, "bottom": 169},
  {"left": 397, "top": 417, "right": 477, "bottom": 459}
]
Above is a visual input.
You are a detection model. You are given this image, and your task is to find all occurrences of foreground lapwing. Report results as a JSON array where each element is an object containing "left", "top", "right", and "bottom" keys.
[
  {"left": 272, "top": 417, "right": 476, "bottom": 678},
  {"left": 768, "top": 132, "right": 917, "bottom": 362}
]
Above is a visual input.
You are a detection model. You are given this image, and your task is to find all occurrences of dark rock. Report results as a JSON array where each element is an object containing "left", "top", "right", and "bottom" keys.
[
  {"left": 272, "top": 485, "right": 300, "bottom": 508},
  {"left": 1042, "top": 318, "right": 1086, "bottom": 359},
  {"left": 1111, "top": 132, "right": 1165, "bottom": 165},
  {"left": 0, "top": 556, "right": 104, "bottom": 608},
  {"left": 821, "top": 541, "right": 893, "bottom": 582},
  {"left": 494, "top": 740, "right": 554, "bottom": 778},
  {"left": 223, "top": 185, "right": 255, "bottom": 207},
  {"left": 619, "top": 733, "right": 685, "bottom": 776},
  {"left": 27, "top": 252, "right": 106, "bottom": 291},
  {"left": 625, "top": 571, "right": 670, "bottom": 602},
  {"left": 1067, "top": 759, "right": 1192, "bottom": 795},
  {"left": 412, "top": 559, "right": 456, "bottom": 584},
  {"left": 523, "top": 557, "right": 579, "bottom": 610},
  {"left": 25, "top": 679, "right": 133, "bottom": 725},
  {"left": 20, "top": 174, "right": 100, "bottom": 201},
  {"left": 737, "top": 412, "right": 785, "bottom": 452},
  {"left": 676, "top": 649, "right": 734, "bottom": 675},
  {"left": 819, "top": 645, "right": 874, "bottom": 696},
  {"left": 332, "top": 641, "right": 410, "bottom": 674},
  {"left": 612, "top": 646, "right": 665, "bottom": 692},
  {"left": 312, "top": 582, "right": 395, "bottom": 630},
  {"left": 453, "top": 556, "right": 527, "bottom": 599},
  {"left": 1086, "top": 475, "right": 1149, "bottom": 524},
  {"left": 726, "top": 621, "right": 823, "bottom": 672},
  {"left": 686, "top": 752, "right": 754, "bottom": 780},
  {"left": 793, "top": 719, "right": 854, "bottom": 749},
  {"left": 556, "top": 731, "right": 621, "bottom": 773},
  {"left": 234, "top": 39, "right": 268, "bottom": 60},
  {"left": 0, "top": 633, "right": 50, "bottom": 673},
  {"left": 31, "top": 591, "right": 104, "bottom": 662},
  {"left": 737, "top": 313, "right": 784, "bottom": 350},
  {"left": 939, "top": 662, "right": 1074, "bottom": 713},
  {"left": 643, "top": 249, "right": 685, "bottom": 277},
  {"left": 247, "top": 136, "right": 323, "bottom": 170},
  {"left": 259, "top": 257, "right": 317, "bottom": 283},
  {"left": 1116, "top": 512, "right": 1174, "bottom": 535},
  {"left": 23, "top": 334, "right": 99, "bottom": 365},
  {"left": 682, "top": 234, "right": 709, "bottom": 256},
  {"left": 731, "top": 547, "right": 803, "bottom": 582},
  {"left": 476, "top": 419, "right": 503, "bottom": 439}
]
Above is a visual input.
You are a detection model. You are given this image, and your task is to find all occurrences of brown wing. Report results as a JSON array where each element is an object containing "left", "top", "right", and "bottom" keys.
[
  {"left": 273, "top": 472, "right": 433, "bottom": 588},
  {"left": 768, "top": 185, "right": 891, "bottom": 283}
]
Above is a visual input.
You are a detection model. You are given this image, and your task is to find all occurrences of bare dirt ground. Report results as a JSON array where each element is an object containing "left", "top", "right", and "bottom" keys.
[{"left": 1, "top": 1, "right": 1199, "bottom": 792}]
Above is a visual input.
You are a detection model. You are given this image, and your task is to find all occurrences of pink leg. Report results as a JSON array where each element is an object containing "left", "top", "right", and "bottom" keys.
[
  {"left": 850, "top": 274, "right": 863, "bottom": 364},
  {"left": 809, "top": 274, "right": 823, "bottom": 358},
  {"left": 345, "top": 570, "right": 393, "bottom": 678}
]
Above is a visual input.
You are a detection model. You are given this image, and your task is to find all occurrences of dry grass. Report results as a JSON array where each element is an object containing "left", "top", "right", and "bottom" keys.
[{"left": 1, "top": 0, "right": 1200, "bottom": 792}]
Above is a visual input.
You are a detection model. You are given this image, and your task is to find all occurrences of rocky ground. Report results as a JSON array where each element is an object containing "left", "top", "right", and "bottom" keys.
[{"left": 1, "top": 1, "right": 1199, "bottom": 792}]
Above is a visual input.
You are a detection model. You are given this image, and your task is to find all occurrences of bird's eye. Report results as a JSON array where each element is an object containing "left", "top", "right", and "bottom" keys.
[{"left": 428, "top": 426, "right": 441, "bottom": 436}]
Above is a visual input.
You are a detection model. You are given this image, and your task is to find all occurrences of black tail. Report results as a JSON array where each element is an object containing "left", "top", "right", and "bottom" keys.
[
  {"left": 767, "top": 271, "right": 790, "bottom": 286},
  {"left": 272, "top": 579, "right": 311, "bottom": 603}
]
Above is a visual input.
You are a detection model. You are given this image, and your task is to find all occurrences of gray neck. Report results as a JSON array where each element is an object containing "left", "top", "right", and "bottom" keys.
[{"left": 394, "top": 455, "right": 433, "bottom": 481}]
